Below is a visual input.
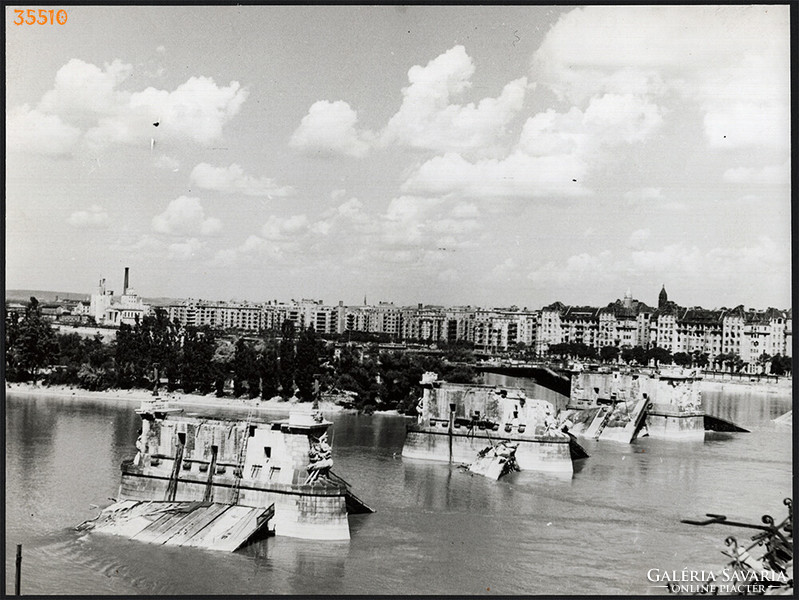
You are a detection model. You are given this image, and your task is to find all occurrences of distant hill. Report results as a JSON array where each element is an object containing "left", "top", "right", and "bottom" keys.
[
  {"left": 6, "top": 290, "right": 90, "bottom": 304},
  {"left": 143, "top": 297, "right": 179, "bottom": 307}
]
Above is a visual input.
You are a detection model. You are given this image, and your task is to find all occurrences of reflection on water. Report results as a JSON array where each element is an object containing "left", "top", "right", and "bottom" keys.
[{"left": 5, "top": 381, "right": 792, "bottom": 595}]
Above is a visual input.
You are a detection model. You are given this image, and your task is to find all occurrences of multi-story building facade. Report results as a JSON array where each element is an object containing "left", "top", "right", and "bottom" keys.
[{"left": 161, "top": 285, "right": 789, "bottom": 369}]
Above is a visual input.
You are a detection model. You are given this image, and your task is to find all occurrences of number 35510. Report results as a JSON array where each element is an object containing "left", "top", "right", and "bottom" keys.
[{"left": 13, "top": 9, "right": 68, "bottom": 25}]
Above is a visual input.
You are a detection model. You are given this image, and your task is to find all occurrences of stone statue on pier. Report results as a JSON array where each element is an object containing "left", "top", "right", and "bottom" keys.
[{"left": 305, "top": 433, "right": 333, "bottom": 483}]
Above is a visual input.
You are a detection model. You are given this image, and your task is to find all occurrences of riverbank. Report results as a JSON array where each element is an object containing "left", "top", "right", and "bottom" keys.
[
  {"left": 700, "top": 377, "right": 792, "bottom": 394},
  {"left": 4, "top": 381, "right": 353, "bottom": 414}
]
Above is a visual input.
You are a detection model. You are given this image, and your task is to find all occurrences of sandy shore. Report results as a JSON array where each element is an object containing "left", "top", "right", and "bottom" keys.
[{"left": 4, "top": 381, "right": 353, "bottom": 414}]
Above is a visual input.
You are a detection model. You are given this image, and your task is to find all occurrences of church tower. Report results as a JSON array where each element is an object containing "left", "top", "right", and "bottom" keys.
[{"left": 658, "top": 285, "right": 668, "bottom": 309}]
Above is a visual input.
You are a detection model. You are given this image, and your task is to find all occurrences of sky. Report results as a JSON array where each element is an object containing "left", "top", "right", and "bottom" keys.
[{"left": 5, "top": 5, "right": 792, "bottom": 311}]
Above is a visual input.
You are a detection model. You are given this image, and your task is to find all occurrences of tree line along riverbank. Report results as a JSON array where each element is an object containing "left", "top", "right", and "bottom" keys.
[
  {"left": 5, "top": 298, "right": 478, "bottom": 414},
  {"left": 6, "top": 297, "right": 791, "bottom": 413}
]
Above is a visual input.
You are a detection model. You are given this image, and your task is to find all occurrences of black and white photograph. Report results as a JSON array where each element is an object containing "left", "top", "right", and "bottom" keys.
[{"left": 5, "top": 4, "right": 793, "bottom": 595}]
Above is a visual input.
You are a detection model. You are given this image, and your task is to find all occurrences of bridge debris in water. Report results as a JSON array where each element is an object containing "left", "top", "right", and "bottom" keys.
[
  {"left": 76, "top": 500, "right": 274, "bottom": 552},
  {"left": 559, "top": 367, "right": 749, "bottom": 442},
  {"left": 465, "top": 441, "right": 520, "bottom": 481}
]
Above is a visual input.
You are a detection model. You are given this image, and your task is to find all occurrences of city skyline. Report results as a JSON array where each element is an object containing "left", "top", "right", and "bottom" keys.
[{"left": 6, "top": 5, "right": 792, "bottom": 310}]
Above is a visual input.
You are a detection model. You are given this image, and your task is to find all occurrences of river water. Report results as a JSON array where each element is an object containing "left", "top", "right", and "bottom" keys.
[{"left": 5, "top": 376, "right": 792, "bottom": 595}]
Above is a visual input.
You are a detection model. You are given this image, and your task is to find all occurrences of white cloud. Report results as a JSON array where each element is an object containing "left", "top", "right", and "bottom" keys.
[
  {"left": 7, "top": 105, "right": 81, "bottom": 155},
  {"left": 437, "top": 269, "right": 460, "bottom": 283},
  {"left": 403, "top": 90, "right": 661, "bottom": 200},
  {"left": 152, "top": 196, "right": 222, "bottom": 236},
  {"left": 533, "top": 5, "right": 789, "bottom": 151},
  {"left": 8, "top": 58, "right": 247, "bottom": 155},
  {"left": 190, "top": 163, "right": 295, "bottom": 197},
  {"left": 261, "top": 214, "right": 310, "bottom": 240},
  {"left": 289, "top": 45, "right": 527, "bottom": 159},
  {"left": 94, "top": 75, "right": 247, "bottom": 147},
  {"left": 168, "top": 238, "right": 204, "bottom": 260},
  {"left": 336, "top": 197, "right": 369, "bottom": 223},
  {"left": 451, "top": 202, "right": 479, "bottom": 219},
  {"left": 68, "top": 205, "right": 109, "bottom": 228},
  {"left": 492, "top": 258, "right": 518, "bottom": 279},
  {"left": 627, "top": 228, "right": 651, "bottom": 249},
  {"left": 528, "top": 237, "right": 789, "bottom": 306},
  {"left": 289, "top": 100, "right": 373, "bottom": 158},
  {"left": 402, "top": 151, "right": 591, "bottom": 199},
  {"left": 213, "top": 234, "right": 284, "bottom": 266},
  {"left": 154, "top": 154, "right": 180, "bottom": 171},
  {"left": 378, "top": 195, "right": 482, "bottom": 253},
  {"left": 39, "top": 59, "right": 132, "bottom": 119},
  {"left": 722, "top": 161, "right": 790, "bottom": 186},
  {"left": 382, "top": 45, "right": 527, "bottom": 154},
  {"left": 624, "top": 187, "right": 664, "bottom": 202}
]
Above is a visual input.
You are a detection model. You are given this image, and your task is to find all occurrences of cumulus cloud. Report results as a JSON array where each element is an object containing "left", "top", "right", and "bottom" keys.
[
  {"left": 152, "top": 196, "right": 222, "bottom": 236},
  {"left": 261, "top": 214, "right": 310, "bottom": 240},
  {"left": 402, "top": 151, "right": 591, "bottom": 199},
  {"left": 624, "top": 187, "right": 665, "bottom": 202},
  {"left": 90, "top": 75, "right": 247, "bottom": 147},
  {"left": 628, "top": 228, "right": 651, "bottom": 249},
  {"left": 7, "top": 58, "right": 247, "bottom": 155},
  {"left": 290, "top": 45, "right": 527, "bottom": 159},
  {"left": 213, "top": 234, "right": 284, "bottom": 266},
  {"left": 528, "top": 237, "right": 789, "bottom": 306},
  {"left": 403, "top": 90, "right": 662, "bottom": 200},
  {"left": 532, "top": 5, "right": 789, "bottom": 151},
  {"left": 381, "top": 45, "right": 527, "bottom": 154},
  {"left": 168, "top": 238, "right": 204, "bottom": 260},
  {"left": 289, "top": 100, "right": 373, "bottom": 158},
  {"left": 39, "top": 59, "right": 131, "bottom": 119},
  {"left": 154, "top": 154, "right": 180, "bottom": 171},
  {"left": 68, "top": 205, "right": 110, "bottom": 228},
  {"left": 379, "top": 195, "right": 482, "bottom": 252},
  {"left": 722, "top": 161, "right": 790, "bottom": 186},
  {"left": 190, "top": 163, "right": 295, "bottom": 197},
  {"left": 336, "top": 197, "right": 369, "bottom": 223},
  {"left": 7, "top": 105, "right": 81, "bottom": 155}
]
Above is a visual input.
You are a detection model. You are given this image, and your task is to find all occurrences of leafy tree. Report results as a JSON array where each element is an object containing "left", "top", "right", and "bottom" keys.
[
  {"left": 692, "top": 351, "right": 709, "bottom": 369},
  {"left": 621, "top": 345, "right": 647, "bottom": 365},
  {"left": 672, "top": 352, "right": 693, "bottom": 367},
  {"left": 278, "top": 320, "right": 296, "bottom": 398},
  {"left": 437, "top": 339, "right": 475, "bottom": 362},
  {"left": 211, "top": 339, "right": 235, "bottom": 397},
  {"left": 259, "top": 344, "right": 280, "bottom": 399},
  {"left": 5, "top": 310, "right": 21, "bottom": 378},
  {"left": 77, "top": 364, "right": 114, "bottom": 391},
  {"left": 769, "top": 354, "right": 792, "bottom": 377},
  {"left": 232, "top": 337, "right": 259, "bottom": 398},
  {"left": 717, "top": 352, "right": 744, "bottom": 373},
  {"left": 600, "top": 345, "right": 620, "bottom": 363},
  {"left": 179, "top": 326, "right": 218, "bottom": 394},
  {"left": 8, "top": 297, "right": 59, "bottom": 382},
  {"left": 646, "top": 346, "right": 673, "bottom": 367},
  {"left": 295, "top": 327, "right": 320, "bottom": 402}
]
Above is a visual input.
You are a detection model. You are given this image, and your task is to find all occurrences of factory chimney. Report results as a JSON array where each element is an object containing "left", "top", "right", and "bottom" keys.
[{"left": 123, "top": 267, "right": 129, "bottom": 296}]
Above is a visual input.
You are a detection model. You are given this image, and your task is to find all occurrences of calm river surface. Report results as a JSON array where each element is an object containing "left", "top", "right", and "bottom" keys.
[{"left": 5, "top": 376, "right": 792, "bottom": 595}]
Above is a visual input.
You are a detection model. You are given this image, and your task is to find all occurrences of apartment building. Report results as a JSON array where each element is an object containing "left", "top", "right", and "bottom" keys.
[{"left": 161, "top": 285, "right": 790, "bottom": 368}]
